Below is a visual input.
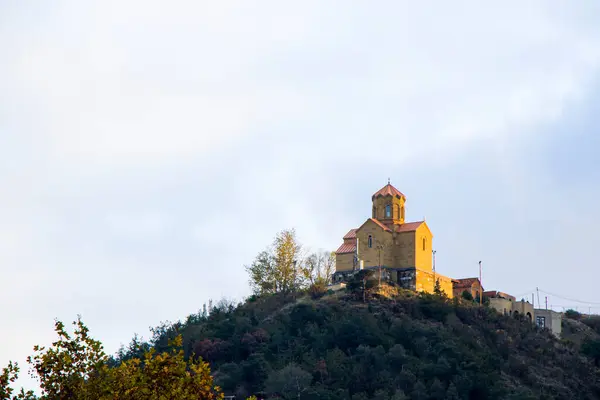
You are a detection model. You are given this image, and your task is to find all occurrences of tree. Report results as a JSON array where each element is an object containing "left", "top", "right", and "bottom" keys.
[
  {"left": 1, "top": 362, "right": 36, "bottom": 400},
  {"left": 347, "top": 270, "right": 376, "bottom": 302},
  {"left": 445, "top": 383, "right": 460, "bottom": 400},
  {"left": 429, "top": 378, "right": 445, "bottom": 400},
  {"left": 3, "top": 317, "right": 224, "bottom": 400},
  {"left": 26, "top": 316, "right": 108, "bottom": 400},
  {"left": 390, "top": 389, "right": 408, "bottom": 400},
  {"left": 109, "top": 335, "right": 223, "bottom": 399},
  {"left": 433, "top": 279, "right": 442, "bottom": 295},
  {"left": 581, "top": 338, "right": 600, "bottom": 367},
  {"left": 273, "top": 229, "right": 303, "bottom": 294},
  {"left": 565, "top": 309, "right": 582, "bottom": 320},
  {"left": 410, "top": 381, "right": 428, "bottom": 400},
  {"left": 245, "top": 229, "right": 304, "bottom": 295},
  {"left": 461, "top": 290, "right": 473, "bottom": 301},
  {"left": 246, "top": 250, "right": 277, "bottom": 295},
  {"left": 303, "top": 251, "right": 335, "bottom": 286},
  {"left": 0, "top": 362, "right": 18, "bottom": 400},
  {"left": 265, "top": 363, "right": 312, "bottom": 400}
]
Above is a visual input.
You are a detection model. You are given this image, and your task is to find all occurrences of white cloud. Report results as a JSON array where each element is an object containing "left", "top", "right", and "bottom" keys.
[{"left": 4, "top": 1, "right": 598, "bottom": 169}]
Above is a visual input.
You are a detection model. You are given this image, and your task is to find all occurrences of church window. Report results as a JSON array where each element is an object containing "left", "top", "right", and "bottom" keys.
[
  {"left": 401, "top": 207, "right": 405, "bottom": 220},
  {"left": 385, "top": 204, "right": 391, "bottom": 218},
  {"left": 422, "top": 237, "right": 427, "bottom": 251},
  {"left": 368, "top": 235, "right": 373, "bottom": 248}
]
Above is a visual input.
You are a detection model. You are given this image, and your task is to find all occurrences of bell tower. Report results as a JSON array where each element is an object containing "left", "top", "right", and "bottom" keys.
[{"left": 371, "top": 179, "right": 405, "bottom": 225}]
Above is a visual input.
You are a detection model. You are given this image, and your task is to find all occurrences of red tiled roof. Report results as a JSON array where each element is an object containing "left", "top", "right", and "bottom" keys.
[
  {"left": 483, "top": 291, "right": 515, "bottom": 301},
  {"left": 372, "top": 183, "right": 405, "bottom": 200},
  {"left": 343, "top": 229, "right": 357, "bottom": 240},
  {"left": 395, "top": 221, "right": 423, "bottom": 232},
  {"left": 453, "top": 277, "right": 480, "bottom": 288},
  {"left": 335, "top": 243, "right": 356, "bottom": 254},
  {"left": 368, "top": 218, "right": 392, "bottom": 232}
]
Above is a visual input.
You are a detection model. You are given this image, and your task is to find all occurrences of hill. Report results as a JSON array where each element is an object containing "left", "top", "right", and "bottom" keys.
[{"left": 114, "top": 287, "right": 600, "bottom": 400}]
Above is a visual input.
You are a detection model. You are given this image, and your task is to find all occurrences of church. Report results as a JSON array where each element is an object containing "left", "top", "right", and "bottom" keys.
[{"left": 333, "top": 181, "right": 454, "bottom": 297}]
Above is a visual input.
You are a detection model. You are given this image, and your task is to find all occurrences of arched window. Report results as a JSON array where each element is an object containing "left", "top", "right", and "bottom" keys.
[
  {"left": 394, "top": 204, "right": 399, "bottom": 219},
  {"left": 385, "top": 204, "right": 391, "bottom": 218},
  {"left": 368, "top": 235, "right": 373, "bottom": 248},
  {"left": 422, "top": 237, "right": 427, "bottom": 251},
  {"left": 401, "top": 207, "right": 405, "bottom": 220}
]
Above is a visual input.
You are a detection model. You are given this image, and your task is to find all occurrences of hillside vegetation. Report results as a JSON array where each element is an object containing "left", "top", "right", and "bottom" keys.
[{"left": 114, "top": 285, "right": 600, "bottom": 400}]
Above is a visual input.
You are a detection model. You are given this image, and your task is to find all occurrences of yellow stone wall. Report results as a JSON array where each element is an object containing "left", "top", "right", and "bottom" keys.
[
  {"left": 356, "top": 220, "right": 393, "bottom": 267},
  {"left": 488, "top": 298, "right": 512, "bottom": 316},
  {"left": 415, "top": 269, "right": 454, "bottom": 298},
  {"left": 487, "top": 298, "right": 534, "bottom": 322},
  {"left": 414, "top": 223, "right": 433, "bottom": 271},
  {"left": 335, "top": 252, "right": 355, "bottom": 272},
  {"left": 391, "top": 232, "right": 415, "bottom": 268},
  {"left": 372, "top": 196, "right": 405, "bottom": 224},
  {"left": 512, "top": 300, "right": 534, "bottom": 321}
]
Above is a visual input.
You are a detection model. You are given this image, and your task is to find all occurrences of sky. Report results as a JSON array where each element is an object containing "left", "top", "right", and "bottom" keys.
[{"left": 2, "top": 0, "right": 600, "bottom": 392}]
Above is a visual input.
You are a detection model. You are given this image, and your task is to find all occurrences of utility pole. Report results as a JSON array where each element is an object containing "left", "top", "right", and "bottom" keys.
[
  {"left": 478, "top": 261, "right": 482, "bottom": 305},
  {"left": 536, "top": 287, "right": 541, "bottom": 309},
  {"left": 545, "top": 296, "right": 548, "bottom": 310},
  {"left": 375, "top": 240, "right": 390, "bottom": 288},
  {"left": 377, "top": 243, "right": 383, "bottom": 287}
]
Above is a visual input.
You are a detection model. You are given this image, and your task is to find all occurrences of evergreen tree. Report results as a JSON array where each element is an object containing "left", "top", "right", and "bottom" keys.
[
  {"left": 391, "top": 389, "right": 408, "bottom": 400},
  {"left": 445, "top": 383, "right": 460, "bottom": 400},
  {"left": 430, "top": 378, "right": 445, "bottom": 400}
]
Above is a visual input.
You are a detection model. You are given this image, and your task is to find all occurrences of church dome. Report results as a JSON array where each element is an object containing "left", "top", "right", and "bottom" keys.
[{"left": 371, "top": 181, "right": 405, "bottom": 201}]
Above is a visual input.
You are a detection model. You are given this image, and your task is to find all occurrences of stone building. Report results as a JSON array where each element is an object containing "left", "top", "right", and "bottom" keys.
[
  {"left": 452, "top": 277, "right": 484, "bottom": 300},
  {"left": 484, "top": 290, "right": 534, "bottom": 322},
  {"left": 333, "top": 181, "right": 453, "bottom": 297},
  {"left": 534, "top": 309, "right": 562, "bottom": 338}
]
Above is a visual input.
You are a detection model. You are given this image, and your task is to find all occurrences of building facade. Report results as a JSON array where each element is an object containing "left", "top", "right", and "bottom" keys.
[
  {"left": 484, "top": 290, "right": 534, "bottom": 322},
  {"left": 452, "top": 278, "right": 484, "bottom": 300},
  {"left": 534, "top": 309, "right": 562, "bottom": 338},
  {"left": 333, "top": 182, "right": 453, "bottom": 297}
]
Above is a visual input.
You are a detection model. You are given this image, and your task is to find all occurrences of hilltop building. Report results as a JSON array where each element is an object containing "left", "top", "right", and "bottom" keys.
[
  {"left": 331, "top": 182, "right": 564, "bottom": 338},
  {"left": 484, "top": 290, "right": 534, "bottom": 321},
  {"left": 534, "top": 309, "right": 562, "bottom": 338},
  {"left": 453, "top": 278, "right": 484, "bottom": 300},
  {"left": 333, "top": 181, "right": 454, "bottom": 297},
  {"left": 482, "top": 291, "right": 563, "bottom": 337}
]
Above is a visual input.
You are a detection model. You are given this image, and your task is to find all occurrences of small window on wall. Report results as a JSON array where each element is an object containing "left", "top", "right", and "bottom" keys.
[
  {"left": 368, "top": 235, "right": 373, "bottom": 248},
  {"left": 422, "top": 237, "right": 427, "bottom": 251},
  {"left": 385, "top": 204, "right": 391, "bottom": 218},
  {"left": 536, "top": 316, "right": 546, "bottom": 328}
]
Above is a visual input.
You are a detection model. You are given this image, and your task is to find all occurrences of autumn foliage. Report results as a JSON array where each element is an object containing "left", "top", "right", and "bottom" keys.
[{"left": 1, "top": 317, "right": 223, "bottom": 400}]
